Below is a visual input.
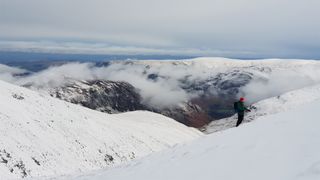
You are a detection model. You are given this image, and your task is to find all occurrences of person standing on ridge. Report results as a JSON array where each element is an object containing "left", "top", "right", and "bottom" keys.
[{"left": 234, "top": 97, "right": 250, "bottom": 127}]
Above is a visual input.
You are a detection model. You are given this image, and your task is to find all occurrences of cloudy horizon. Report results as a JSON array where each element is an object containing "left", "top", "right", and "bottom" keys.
[{"left": 1, "top": 0, "right": 320, "bottom": 58}]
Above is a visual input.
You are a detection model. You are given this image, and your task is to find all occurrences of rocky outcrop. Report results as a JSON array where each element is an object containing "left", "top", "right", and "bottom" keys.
[{"left": 49, "top": 80, "right": 146, "bottom": 113}]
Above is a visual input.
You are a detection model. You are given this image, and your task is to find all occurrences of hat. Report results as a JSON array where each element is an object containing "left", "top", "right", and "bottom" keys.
[{"left": 239, "top": 97, "right": 245, "bottom": 102}]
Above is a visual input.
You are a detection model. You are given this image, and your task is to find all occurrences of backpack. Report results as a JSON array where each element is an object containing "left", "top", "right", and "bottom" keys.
[{"left": 233, "top": 102, "right": 238, "bottom": 112}]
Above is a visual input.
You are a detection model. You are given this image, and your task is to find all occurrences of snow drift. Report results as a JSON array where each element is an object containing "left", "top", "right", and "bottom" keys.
[
  {"left": 0, "top": 80, "right": 201, "bottom": 179},
  {"left": 64, "top": 88, "right": 320, "bottom": 180}
]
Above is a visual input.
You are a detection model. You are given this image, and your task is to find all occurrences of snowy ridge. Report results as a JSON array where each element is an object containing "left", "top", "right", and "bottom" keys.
[
  {"left": 205, "top": 83, "right": 320, "bottom": 133},
  {"left": 0, "top": 80, "right": 201, "bottom": 179},
  {"left": 114, "top": 57, "right": 320, "bottom": 69},
  {"left": 64, "top": 92, "right": 320, "bottom": 180}
]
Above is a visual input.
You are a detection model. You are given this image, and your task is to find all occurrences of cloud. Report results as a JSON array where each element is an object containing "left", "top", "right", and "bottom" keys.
[
  {"left": 15, "top": 63, "right": 98, "bottom": 88},
  {"left": 2, "top": 62, "right": 198, "bottom": 108},
  {"left": 0, "top": 40, "right": 251, "bottom": 57},
  {"left": 1, "top": 0, "right": 320, "bottom": 58},
  {"left": 93, "top": 63, "right": 195, "bottom": 108},
  {"left": 239, "top": 66, "right": 320, "bottom": 104},
  {"left": 0, "top": 64, "right": 27, "bottom": 82},
  {"left": 1, "top": 58, "right": 320, "bottom": 109},
  {"left": 0, "top": 59, "right": 220, "bottom": 108}
]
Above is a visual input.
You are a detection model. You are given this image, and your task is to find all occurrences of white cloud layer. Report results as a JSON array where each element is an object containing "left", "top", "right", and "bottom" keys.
[
  {"left": 239, "top": 67, "right": 320, "bottom": 104},
  {"left": 0, "top": 64, "right": 27, "bottom": 82},
  {"left": 0, "top": 41, "right": 242, "bottom": 56},
  {"left": 1, "top": 0, "right": 320, "bottom": 58},
  {"left": 1, "top": 59, "right": 320, "bottom": 108}
]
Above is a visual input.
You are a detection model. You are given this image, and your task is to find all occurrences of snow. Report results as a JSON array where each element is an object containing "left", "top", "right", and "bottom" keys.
[
  {"left": 205, "top": 83, "right": 320, "bottom": 133},
  {"left": 119, "top": 57, "right": 320, "bottom": 69},
  {"left": 1, "top": 58, "right": 320, "bottom": 179},
  {"left": 62, "top": 90, "right": 320, "bottom": 180},
  {"left": 0, "top": 80, "right": 202, "bottom": 179}
]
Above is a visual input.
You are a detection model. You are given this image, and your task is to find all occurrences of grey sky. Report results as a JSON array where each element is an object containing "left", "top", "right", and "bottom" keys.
[{"left": 0, "top": 0, "right": 320, "bottom": 58}]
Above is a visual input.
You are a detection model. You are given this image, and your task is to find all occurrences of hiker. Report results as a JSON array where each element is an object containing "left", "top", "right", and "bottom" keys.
[{"left": 234, "top": 97, "right": 250, "bottom": 127}]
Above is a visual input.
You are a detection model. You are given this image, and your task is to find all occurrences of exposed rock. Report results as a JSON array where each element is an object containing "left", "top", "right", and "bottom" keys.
[{"left": 49, "top": 80, "right": 147, "bottom": 113}]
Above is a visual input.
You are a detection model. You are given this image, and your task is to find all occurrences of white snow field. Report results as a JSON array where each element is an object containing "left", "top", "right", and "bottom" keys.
[
  {"left": 64, "top": 88, "right": 320, "bottom": 180},
  {"left": 205, "top": 84, "right": 320, "bottom": 133},
  {"left": 0, "top": 80, "right": 202, "bottom": 179}
]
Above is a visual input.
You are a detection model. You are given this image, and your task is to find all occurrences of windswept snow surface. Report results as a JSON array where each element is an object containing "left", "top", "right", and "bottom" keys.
[
  {"left": 64, "top": 95, "right": 320, "bottom": 180},
  {"left": 205, "top": 84, "right": 320, "bottom": 133},
  {"left": 0, "top": 80, "right": 201, "bottom": 179}
]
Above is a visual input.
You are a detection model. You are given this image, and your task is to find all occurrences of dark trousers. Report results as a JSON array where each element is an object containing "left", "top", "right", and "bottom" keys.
[{"left": 236, "top": 114, "right": 244, "bottom": 127}]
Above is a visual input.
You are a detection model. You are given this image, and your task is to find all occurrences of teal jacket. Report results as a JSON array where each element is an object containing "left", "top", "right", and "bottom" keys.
[{"left": 236, "top": 101, "right": 249, "bottom": 115}]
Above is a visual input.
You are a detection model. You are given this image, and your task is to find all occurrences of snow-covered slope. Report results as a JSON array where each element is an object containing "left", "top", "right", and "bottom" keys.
[
  {"left": 205, "top": 84, "right": 320, "bottom": 133},
  {"left": 64, "top": 92, "right": 320, "bottom": 180},
  {"left": 115, "top": 57, "right": 320, "bottom": 69},
  {"left": 0, "top": 80, "right": 201, "bottom": 179}
]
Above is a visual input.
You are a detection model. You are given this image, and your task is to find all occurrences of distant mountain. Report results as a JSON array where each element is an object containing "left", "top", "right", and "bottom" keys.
[
  {"left": 0, "top": 51, "right": 194, "bottom": 71},
  {"left": 0, "top": 80, "right": 201, "bottom": 179}
]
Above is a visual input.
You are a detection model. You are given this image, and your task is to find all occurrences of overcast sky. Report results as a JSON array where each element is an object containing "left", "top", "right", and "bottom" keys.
[{"left": 0, "top": 0, "right": 320, "bottom": 58}]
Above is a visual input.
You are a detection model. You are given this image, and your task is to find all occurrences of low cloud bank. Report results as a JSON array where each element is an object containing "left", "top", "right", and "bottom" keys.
[
  {"left": 1, "top": 59, "right": 320, "bottom": 108},
  {"left": 239, "top": 66, "right": 320, "bottom": 104},
  {"left": 0, "top": 62, "right": 203, "bottom": 108},
  {"left": 0, "top": 64, "right": 28, "bottom": 82}
]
